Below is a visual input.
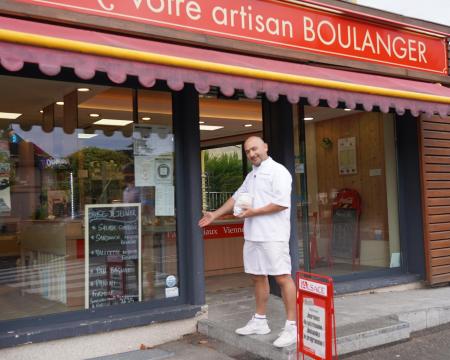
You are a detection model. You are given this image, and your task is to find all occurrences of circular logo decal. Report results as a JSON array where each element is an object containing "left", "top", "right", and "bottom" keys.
[{"left": 165, "top": 275, "right": 177, "bottom": 288}]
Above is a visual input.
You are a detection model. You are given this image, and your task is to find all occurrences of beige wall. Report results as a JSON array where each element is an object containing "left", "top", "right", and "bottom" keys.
[{"left": 309, "top": 112, "right": 398, "bottom": 267}]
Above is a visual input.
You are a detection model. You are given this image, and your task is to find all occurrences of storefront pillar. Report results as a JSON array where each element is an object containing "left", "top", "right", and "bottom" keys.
[
  {"left": 262, "top": 95, "right": 300, "bottom": 296},
  {"left": 396, "top": 114, "right": 425, "bottom": 277},
  {"left": 172, "top": 84, "right": 205, "bottom": 306}
]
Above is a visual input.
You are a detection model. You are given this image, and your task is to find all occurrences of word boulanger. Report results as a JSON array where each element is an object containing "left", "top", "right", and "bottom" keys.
[{"left": 303, "top": 17, "right": 428, "bottom": 63}]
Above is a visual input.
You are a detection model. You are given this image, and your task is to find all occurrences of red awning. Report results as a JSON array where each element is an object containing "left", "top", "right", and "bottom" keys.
[{"left": 0, "top": 16, "right": 449, "bottom": 117}]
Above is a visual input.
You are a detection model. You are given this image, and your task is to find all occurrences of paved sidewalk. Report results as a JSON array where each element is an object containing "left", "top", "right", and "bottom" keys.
[
  {"left": 3, "top": 282, "right": 450, "bottom": 359},
  {"left": 66, "top": 283, "right": 450, "bottom": 359},
  {"left": 198, "top": 283, "right": 450, "bottom": 359},
  {"left": 86, "top": 333, "right": 265, "bottom": 360}
]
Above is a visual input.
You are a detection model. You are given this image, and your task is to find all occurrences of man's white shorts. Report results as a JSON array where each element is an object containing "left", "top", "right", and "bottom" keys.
[{"left": 243, "top": 240, "right": 292, "bottom": 275}]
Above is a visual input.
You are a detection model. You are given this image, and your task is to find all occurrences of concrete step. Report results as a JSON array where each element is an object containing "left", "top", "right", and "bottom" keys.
[
  {"left": 337, "top": 316, "right": 410, "bottom": 355},
  {"left": 198, "top": 315, "right": 410, "bottom": 359},
  {"left": 198, "top": 319, "right": 296, "bottom": 360}
]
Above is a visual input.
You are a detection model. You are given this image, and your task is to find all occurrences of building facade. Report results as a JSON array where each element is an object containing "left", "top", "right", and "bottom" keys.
[{"left": 0, "top": 0, "right": 449, "bottom": 349}]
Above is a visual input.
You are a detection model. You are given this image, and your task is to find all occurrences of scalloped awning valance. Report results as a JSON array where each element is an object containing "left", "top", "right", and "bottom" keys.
[{"left": 0, "top": 16, "right": 449, "bottom": 117}]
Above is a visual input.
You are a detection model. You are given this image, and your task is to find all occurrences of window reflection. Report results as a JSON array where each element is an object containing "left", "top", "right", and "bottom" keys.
[{"left": 0, "top": 77, "right": 178, "bottom": 320}]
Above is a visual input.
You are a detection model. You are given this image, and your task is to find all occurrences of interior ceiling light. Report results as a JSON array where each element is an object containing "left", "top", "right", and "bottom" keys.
[
  {"left": 94, "top": 119, "right": 133, "bottom": 126},
  {"left": 0, "top": 112, "right": 22, "bottom": 119},
  {"left": 78, "top": 133, "right": 98, "bottom": 139},
  {"left": 77, "top": 87, "right": 91, "bottom": 92},
  {"left": 199, "top": 121, "right": 205, "bottom": 124},
  {"left": 304, "top": 117, "right": 314, "bottom": 121},
  {"left": 199, "top": 125, "right": 224, "bottom": 131},
  {"left": 39, "top": 110, "right": 44, "bottom": 114},
  {"left": 56, "top": 101, "right": 64, "bottom": 106},
  {"left": 142, "top": 117, "right": 151, "bottom": 121},
  {"left": 89, "top": 113, "right": 100, "bottom": 117},
  {"left": 244, "top": 124, "right": 253, "bottom": 127}
]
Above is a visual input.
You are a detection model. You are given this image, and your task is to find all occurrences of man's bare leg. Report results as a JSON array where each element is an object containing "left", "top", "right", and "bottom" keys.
[
  {"left": 274, "top": 274, "right": 296, "bottom": 321},
  {"left": 253, "top": 275, "right": 270, "bottom": 315},
  {"left": 235, "top": 275, "right": 271, "bottom": 335}
]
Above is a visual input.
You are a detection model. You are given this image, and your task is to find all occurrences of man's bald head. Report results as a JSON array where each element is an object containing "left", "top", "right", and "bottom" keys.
[
  {"left": 244, "top": 136, "right": 268, "bottom": 167},
  {"left": 244, "top": 136, "right": 265, "bottom": 147}
]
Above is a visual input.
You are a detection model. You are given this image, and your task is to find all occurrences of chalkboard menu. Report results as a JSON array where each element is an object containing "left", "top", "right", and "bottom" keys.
[
  {"left": 331, "top": 208, "right": 358, "bottom": 260},
  {"left": 85, "top": 204, "right": 141, "bottom": 309}
]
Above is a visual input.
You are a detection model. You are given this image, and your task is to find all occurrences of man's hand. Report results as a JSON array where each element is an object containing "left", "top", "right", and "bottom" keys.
[
  {"left": 198, "top": 211, "right": 216, "bottom": 228},
  {"left": 236, "top": 203, "right": 287, "bottom": 218},
  {"left": 198, "top": 197, "right": 236, "bottom": 227},
  {"left": 235, "top": 206, "right": 257, "bottom": 218}
]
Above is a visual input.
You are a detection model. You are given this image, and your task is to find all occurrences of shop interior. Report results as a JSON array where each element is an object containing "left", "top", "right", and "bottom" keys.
[
  {"left": 0, "top": 73, "right": 401, "bottom": 321},
  {"left": 201, "top": 96, "right": 401, "bottom": 295}
]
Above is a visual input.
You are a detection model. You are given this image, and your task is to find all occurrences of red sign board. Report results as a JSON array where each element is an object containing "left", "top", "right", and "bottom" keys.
[
  {"left": 297, "top": 272, "right": 336, "bottom": 360},
  {"left": 203, "top": 223, "right": 243, "bottom": 240},
  {"left": 13, "top": 0, "right": 448, "bottom": 74},
  {"left": 162, "top": 223, "right": 243, "bottom": 241}
]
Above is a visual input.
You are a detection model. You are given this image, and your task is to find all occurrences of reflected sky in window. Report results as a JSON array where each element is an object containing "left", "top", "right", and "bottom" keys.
[{"left": 12, "top": 125, "right": 133, "bottom": 158}]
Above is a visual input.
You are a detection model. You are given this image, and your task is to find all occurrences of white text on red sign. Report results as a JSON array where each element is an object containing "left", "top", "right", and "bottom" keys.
[
  {"left": 299, "top": 279, "right": 328, "bottom": 297},
  {"left": 14, "top": 0, "right": 448, "bottom": 74}
]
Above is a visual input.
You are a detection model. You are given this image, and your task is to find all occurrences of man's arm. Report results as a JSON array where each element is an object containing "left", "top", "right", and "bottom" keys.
[
  {"left": 198, "top": 197, "right": 236, "bottom": 228},
  {"left": 236, "top": 203, "right": 287, "bottom": 219}
]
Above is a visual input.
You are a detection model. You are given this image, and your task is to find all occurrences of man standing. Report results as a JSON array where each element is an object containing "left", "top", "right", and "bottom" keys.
[{"left": 198, "top": 136, "right": 297, "bottom": 348}]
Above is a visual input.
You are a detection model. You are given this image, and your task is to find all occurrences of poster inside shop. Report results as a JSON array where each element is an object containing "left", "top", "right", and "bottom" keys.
[
  {"left": 303, "top": 297, "right": 326, "bottom": 358},
  {"left": 132, "top": 124, "right": 173, "bottom": 157},
  {"left": 338, "top": 137, "right": 357, "bottom": 175},
  {"left": 0, "top": 140, "right": 11, "bottom": 215}
]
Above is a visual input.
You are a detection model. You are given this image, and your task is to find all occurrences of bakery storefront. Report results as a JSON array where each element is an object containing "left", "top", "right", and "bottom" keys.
[{"left": 0, "top": 0, "right": 449, "bottom": 349}]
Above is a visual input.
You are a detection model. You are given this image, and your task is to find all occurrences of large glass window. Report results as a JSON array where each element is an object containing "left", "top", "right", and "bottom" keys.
[
  {"left": 0, "top": 76, "right": 177, "bottom": 320},
  {"left": 294, "top": 105, "right": 400, "bottom": 277}
]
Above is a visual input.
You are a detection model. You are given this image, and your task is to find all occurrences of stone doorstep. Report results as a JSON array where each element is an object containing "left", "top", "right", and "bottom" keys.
[
  {"left": 336, "top": 316, "right": 410, "bottom": 355},
  {"left": 198, "top": 316, "right": 411, "bottom": 359},
  {"left": 198, "top": 319, "right": 296, "bottom": 360}
]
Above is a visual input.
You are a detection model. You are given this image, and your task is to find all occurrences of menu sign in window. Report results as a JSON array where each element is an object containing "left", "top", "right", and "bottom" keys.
[{"left": 85, "top": 204, "right": 141, "bottom": 309}]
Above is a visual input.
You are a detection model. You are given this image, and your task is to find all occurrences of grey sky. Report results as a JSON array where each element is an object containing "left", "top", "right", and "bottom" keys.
[{"left": 356, "top": 0, "right": 450, "bottom": 26}]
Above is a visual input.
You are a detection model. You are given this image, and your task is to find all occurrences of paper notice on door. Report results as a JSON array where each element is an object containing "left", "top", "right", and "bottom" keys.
[
  {"left": 134, "top": 156, "right": 155, "bottom": 187},
  {"left": 155, "top": 185, "right": 174, "bottom": 216}
]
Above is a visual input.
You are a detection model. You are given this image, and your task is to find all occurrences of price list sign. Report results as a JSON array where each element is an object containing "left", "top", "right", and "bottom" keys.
[{"left": 85, "top": 204, "right": 141, "bottom": 309}]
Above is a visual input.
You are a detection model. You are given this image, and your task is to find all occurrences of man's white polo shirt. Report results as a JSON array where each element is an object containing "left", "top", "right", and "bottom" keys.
[{"left": 233, "top": 157, "right": 292, "bottom": 242}]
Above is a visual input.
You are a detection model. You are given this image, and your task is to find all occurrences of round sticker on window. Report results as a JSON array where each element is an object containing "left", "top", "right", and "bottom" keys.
[
  {"left": 166, "top": 275, "right": 177, "bottom": 288},
  {"left": 157, "top": 164, "right": 170, "bottom": 178}
]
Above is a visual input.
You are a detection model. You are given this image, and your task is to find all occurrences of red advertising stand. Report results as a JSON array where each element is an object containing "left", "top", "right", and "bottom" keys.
[{"left": 297, "top": 272, "right": 337, "bottom": 360}]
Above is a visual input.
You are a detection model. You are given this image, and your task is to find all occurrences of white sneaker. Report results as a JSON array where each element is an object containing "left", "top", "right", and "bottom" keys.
[
  {"left": 273, "top": 323, "right": 297, "bottom": 348},
  {"left": 235, "top": 316, "right": 271, "bottom": 335}
]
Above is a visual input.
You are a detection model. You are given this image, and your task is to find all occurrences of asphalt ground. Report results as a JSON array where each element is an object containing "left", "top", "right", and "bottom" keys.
[{"left": 342, "top": 322, "right": 450, "bottom": 360}]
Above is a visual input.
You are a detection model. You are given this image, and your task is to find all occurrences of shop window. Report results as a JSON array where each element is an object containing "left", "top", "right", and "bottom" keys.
[
  {"left": 0, "top": 76, "right": 177, "bottom": 321},
  {"left": 294, "top": 105, "right": 400, "bottom": 276}
]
